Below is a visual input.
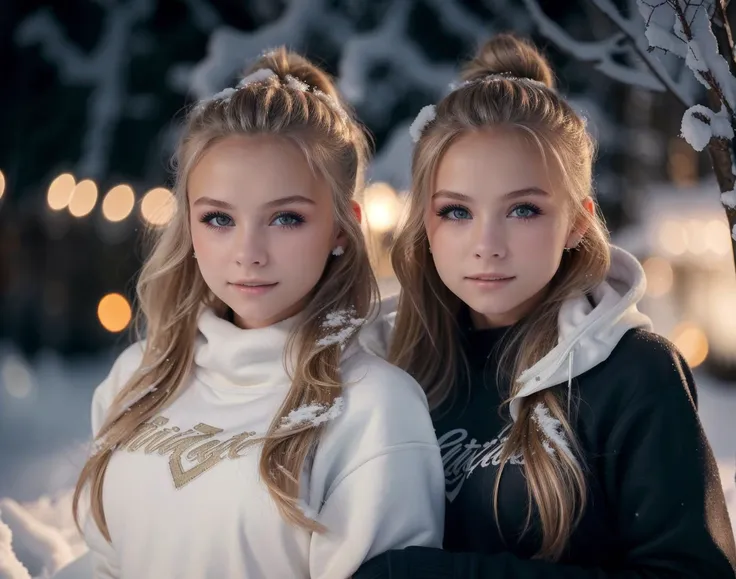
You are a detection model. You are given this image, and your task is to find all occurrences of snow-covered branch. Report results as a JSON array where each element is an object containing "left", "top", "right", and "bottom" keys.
[
  {"left": 423, "top": 0, "right": 491, "bottom": 42},
  {"left": 15, "top": 0, "right": 155, "bottom": 179},
  {"left": 178, "top": 0, "right": 334, "bottom": 99},
  {"left": 338, "top": 0, "right": 456, "bottom": 113},
  {"left": 181, "top": 0, "right": 221, "bottom": 32},
  {"left": 638, "top": 1, "right": 736, "bottom": 213},
  {"left": 526, "top": 0, "right": 736, "bottom": 247}
]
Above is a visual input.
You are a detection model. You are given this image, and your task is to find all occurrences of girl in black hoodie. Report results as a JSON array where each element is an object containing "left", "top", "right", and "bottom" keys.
[{"left": 355, "top": 34, "right": 736, "bottom": 579}]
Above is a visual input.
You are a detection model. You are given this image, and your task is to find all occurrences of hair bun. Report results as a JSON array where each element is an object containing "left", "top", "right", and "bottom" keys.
[
  {"left": 460, "top": 34, "right": 555, "bottom": 89},
  {"left": 247, "top": 47, "right": 340, "bottom": 100}
]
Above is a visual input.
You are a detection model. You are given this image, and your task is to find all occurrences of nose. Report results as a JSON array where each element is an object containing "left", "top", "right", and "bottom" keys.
[
  {"left": 234, "top": 225, "right": 268, "bottom": 266},
  {"left": 473, "top": 217, "right": 507, "bottom": 259}
]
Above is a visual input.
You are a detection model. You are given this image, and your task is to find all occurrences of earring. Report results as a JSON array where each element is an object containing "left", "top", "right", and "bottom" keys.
[
  {"left": 193, "top": 251, "right": 197, "bottom": 259},
  {"left": 331, "top": 246, "right": 344, "bottom": 256}
]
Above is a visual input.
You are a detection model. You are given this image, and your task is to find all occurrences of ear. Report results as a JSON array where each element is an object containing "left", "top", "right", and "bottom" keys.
[
  {"left": 334, "top": 201, "right": 362, "bottom": 246},
  {"left": 350, "top": 200, "right": 362, "bottom": 224},
  {"left": 565, "top": 196, "right": 595, "bottom": 248}
]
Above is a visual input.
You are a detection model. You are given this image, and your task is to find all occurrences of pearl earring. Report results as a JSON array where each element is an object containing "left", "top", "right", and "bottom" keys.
[
  {"left": 193, "top": 251, "right": 197, "bottom": 259},
  {"left": 331, "top": 246, "right": 345, "bottom": 256}
]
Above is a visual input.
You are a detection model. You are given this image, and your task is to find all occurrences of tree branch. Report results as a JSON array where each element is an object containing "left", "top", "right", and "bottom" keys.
[
  {"left": 590, "top": 0, "right": 695, "bottom": 106},
  {"left": 523, "top": 0, "right": 695, "bottom": 104}
]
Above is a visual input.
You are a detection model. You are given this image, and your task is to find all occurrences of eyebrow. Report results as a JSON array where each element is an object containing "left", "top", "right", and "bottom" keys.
[
  {"left": 432, "top": 187, "right": 550, "bottom": 201},
  {"left": 192, "top": 195, "right": 317, "bottom": 209}
]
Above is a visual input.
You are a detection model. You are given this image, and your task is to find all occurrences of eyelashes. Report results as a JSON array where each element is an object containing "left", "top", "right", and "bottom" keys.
[
  {"left": 435, "top": 202, "right": 543, "bottom": 221},
  {"left": 508, "top": 202, "right": 543, "bottom": 219},
  {"left": 270, "top": 211, "right": 306, "bottom": 228},
  {"left": 200, "top": 211, "right": 232, "bottom": 229},
  {"left": 435, "top": 204, "right": 471, "bottom": 220},
  {"left": 198, "top": 211, "right": 306, "bottom": 230}
]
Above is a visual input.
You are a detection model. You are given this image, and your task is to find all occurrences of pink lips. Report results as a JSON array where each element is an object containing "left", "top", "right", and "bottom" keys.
[
  {"left": 229, "top": 282, "right": 278, "bottom": 295},
  {"left": 466, "top": 275, "right": 515, "bottom": 288}
]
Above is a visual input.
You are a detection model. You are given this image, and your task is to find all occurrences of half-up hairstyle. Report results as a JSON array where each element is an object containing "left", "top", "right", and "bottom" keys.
[
  {"left": 74, "top": 47, "right": 378, "bottom": 540},
  {"left": 391, "top": 34, "right": 611, "bottom": 560}
]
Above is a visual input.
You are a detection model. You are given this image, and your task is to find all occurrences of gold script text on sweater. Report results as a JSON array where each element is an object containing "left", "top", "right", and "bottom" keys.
[{"left": 120, "top": 416, "right": 258, "bottom": 488}]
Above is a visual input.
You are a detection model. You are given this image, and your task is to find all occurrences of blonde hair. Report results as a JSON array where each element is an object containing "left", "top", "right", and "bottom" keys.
[
  {"left": 74, "top": 47, "right": 378, "bottom": 541},
  {"left": 390, "top": 34, "right": 611, "bottom": 560}
]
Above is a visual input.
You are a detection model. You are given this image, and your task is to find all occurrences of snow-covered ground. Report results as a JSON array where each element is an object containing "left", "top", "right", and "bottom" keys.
[{"left": 1, "top": 340, "right": 735, "bottom": 578}]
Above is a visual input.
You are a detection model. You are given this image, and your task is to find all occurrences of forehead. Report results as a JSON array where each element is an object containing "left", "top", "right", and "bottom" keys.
[
  {"left": 433, "top": 128, "right": 558, "bottom": 200},
  {"left": 188, "top": 134, "right": 325, "bottom": 203}
]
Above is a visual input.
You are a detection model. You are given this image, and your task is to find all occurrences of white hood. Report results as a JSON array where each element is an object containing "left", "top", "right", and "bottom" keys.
[
  {"left": 359, "top": 246, "right": 653, "bottom": 420},
  {"left": 508, "top": 246, "right": 652, "bottom": 419}
]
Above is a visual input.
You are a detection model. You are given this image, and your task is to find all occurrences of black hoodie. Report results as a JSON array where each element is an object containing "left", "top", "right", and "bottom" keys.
[{"left": 355, "top": 248, "right": 736, "bottom": 578}]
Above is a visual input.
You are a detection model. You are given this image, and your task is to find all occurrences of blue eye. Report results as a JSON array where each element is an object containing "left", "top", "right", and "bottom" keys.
[
  {"left": 271, "top": 212, "right": 305, "bottom": 228},
  {"left": 436, "top": 205, "right": 471, "bottom": 220},
  {"left": 201, "top": 212, "right": 233, "bottom": 228},
  {"left": 509, "top": 203, "right": 542, "bottom": 220}
]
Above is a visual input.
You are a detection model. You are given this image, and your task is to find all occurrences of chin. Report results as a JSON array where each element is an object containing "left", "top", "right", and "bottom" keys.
[{"left": 464, "top": 294, "right": 526, "bottom": 317}]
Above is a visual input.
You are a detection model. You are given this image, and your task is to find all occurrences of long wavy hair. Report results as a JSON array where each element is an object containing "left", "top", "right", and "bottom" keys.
[
  {"left": 74, "top": 47, "right": 378, "bottom": 541},
  {"left": 390, "top": 34, "right": 611, "bottom": 560}
]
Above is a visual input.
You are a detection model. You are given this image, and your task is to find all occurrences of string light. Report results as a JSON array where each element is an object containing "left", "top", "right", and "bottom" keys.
[
  {"left": 68, "top": 179, "right": 98, "bottom": 217},
  {"left": 141, "top": 187, "right": 175, "bottom": 226},
  {"left": 47, "top": 174, "right": 76, "bottom": 211},
  {"left": 642, "top": 257, "right": 674, "bottom": 298},
  {"left": 671, "top": 322, "right": 709, "bottom": 368},
  {"left": 364, "top": 182, "right": 401, "bottom": 233},
  {"left": 97, "top": 293, "right": 132, "bottom": 333},
  {"left": 102, "top": 184, "right": 135, "bottom": 222}
]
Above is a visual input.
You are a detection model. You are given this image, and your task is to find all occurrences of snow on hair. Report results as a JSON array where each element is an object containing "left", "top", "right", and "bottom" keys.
[
  {"left": 410, "top": 72, "right": 552, "bottom": 143},
  {"left": 197, "top": 68, "right": 277, "bottom": 108},
  {"left": 456, "top": 72, "right": 550, "bottom": 90},
  {"left": 409, "top": 104, "right": 437, "bottom": 143}
]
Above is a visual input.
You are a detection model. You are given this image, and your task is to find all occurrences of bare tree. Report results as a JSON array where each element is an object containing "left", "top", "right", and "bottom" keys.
[
  {"left": 525, "top": 0, "right": 736, "bottom": 269},
  {"left": 15, "top": 0, "right": 156, "bottom": 180}
]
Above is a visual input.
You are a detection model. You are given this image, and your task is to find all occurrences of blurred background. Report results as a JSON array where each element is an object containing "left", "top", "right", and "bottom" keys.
[{"left": 1, "top": 0, "right": 736, "bottom": 576}]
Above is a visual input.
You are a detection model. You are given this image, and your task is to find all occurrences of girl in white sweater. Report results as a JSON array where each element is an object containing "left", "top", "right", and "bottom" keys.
[{"left": 72, "top": 48, "right": 444, "bottom": 579}]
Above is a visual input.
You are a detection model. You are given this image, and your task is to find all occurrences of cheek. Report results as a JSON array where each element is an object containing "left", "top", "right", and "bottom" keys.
[
  {"left": 190, "top": 217, "right": 209, "bottom": 251},
  {"left": 190, "top": 226, "right": 229, "bottom": 267},
  {"left": 516, "top": 218, "right": 566, "bottom": 250},
  {"left": 424, "top": 214, "right": 451, "bottom": 252},
  {"left": 426, "top": 223, "right": 465, "bottom": 273},
  {"left": 423, "top": 214, "right": 437, "bottom": 245},
  {"left": 277, "top": 227, "right": 332, "bottom": 266}
]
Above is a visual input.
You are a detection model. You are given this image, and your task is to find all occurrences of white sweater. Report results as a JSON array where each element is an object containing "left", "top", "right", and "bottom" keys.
[{"left": 84, "top": 308, "right": 444, "bottom": 579}]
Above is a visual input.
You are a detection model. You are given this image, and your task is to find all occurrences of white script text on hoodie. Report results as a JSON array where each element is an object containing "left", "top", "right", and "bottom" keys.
[{"left": 359, "top": 245, "right": 653, "bottom": 420}]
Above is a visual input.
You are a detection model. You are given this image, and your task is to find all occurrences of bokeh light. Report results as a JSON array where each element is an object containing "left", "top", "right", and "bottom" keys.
[
  {"left": 706, "top": 220, "right": 730, "bottom": 255},
  {"left": 68, "top": 179, "right": 98, "bottom": 217},
  {"left": 364, "top": 182, "right": 401, "bottom": 233},
  {"left": 97, "top": 293, "right": 132, "bottom": 333},
  {"left": 685, "top": 219, "right": 707, "bottom": 255},
  {"left": 102, "top": 184, "right": 135, "bottom": 222},
  {"left": 2, "top": 354, "right": 35, "bottom": 399},
  {"left": 642, "top": 256, "right": 674, "bottom": 298},
  {"left": 671, "top": 322, "right": 709, "bottom": 368},
  {"left": 657, "top": 220, "right": 687, "bottom": 256},
  {"left": 47, "top": 174, "right": 76, "bottom": 211},
  {"left": 141, "top": 187, "right": 175, "bottom": 226}
]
